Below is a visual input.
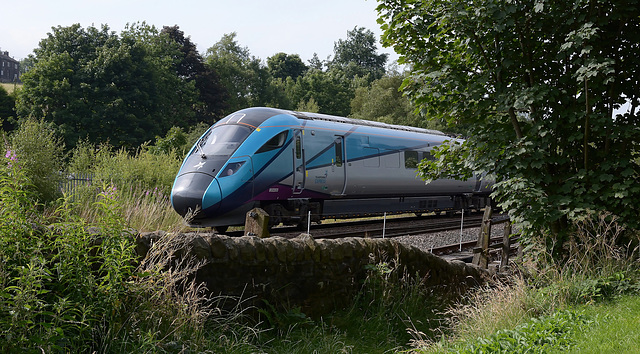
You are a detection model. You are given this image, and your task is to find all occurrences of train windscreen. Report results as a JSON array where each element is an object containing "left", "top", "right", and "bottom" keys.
[{"left": 194, "top": 125, "right": 251, "bottom": 157}]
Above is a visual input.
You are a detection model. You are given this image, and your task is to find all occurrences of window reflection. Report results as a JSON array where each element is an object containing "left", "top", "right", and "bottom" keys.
[{"left": 194, "top": 125, "right": 251, "bottom": 157}]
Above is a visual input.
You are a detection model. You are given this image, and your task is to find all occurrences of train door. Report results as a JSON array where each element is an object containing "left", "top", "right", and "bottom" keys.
[
  {"left": 330, "top": 136, "right": 347, "bottom": 196},
  {"left": 474, "top": 173, "right": 482, "bottom": 192},
  {"left": 292, "top": 129, "right": 306, "bottom": 194}
]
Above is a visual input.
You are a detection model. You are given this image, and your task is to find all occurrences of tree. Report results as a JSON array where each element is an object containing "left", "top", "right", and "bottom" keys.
[
  {"left": 16, "top": 23, "right": 198, "bottom": 149},
  {"left": 350, "top": 71, "right": 444, "bottom": 130},
  {"left": 161, "top": 25, "right": 228, "bottom": 123},
  {"left": 329, "top": 26, "right": 389, "bottom": 82},
  {"left": 290, "top": 69, "right": 354, "bottom": 116},
  {"left": 378, "top": 0, "right": 640, "bottom": 258},
  {"left": 0, "top": 86, "right": 16, "bottom": 131},
  {"left": 205, "top": 33, "right": 268, "bottom": 113},
  {"left": 267, "top": 52, "right": 308, "bottom": 81},
  {"left": 308, "top": 53, "right": 325, "bottom": 71}
]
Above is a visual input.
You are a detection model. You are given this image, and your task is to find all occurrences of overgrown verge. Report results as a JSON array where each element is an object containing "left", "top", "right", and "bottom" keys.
[
  {"left": 0, "top": 157, "right": 258, "bottom": 352},
  {"left": 408, "top": 212, "right": 640, "bottom": 353},
  {"left": 253, "top": 258, "right": 457, "bottom": 353},
  {"left": 65, "top": 139, "right": 185, "bottom": 231}
]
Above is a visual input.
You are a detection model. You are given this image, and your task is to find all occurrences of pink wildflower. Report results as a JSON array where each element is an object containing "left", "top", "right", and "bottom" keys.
[{"left": 5, "top": 150, "right": 17, "bottom": 168}]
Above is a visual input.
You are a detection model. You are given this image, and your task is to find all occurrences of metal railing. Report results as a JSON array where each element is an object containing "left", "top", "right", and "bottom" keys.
[{"left": 59, "top": 172, "right": 94, "bottom": 196}]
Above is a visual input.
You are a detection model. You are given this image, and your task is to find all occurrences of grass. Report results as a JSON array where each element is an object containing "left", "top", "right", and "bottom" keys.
[
  {"left": 1, "top": 82, "right": 20, "bottom": 93},
  {"left": 67, "top": 183, "right": 186, "bottom": 232},
  {"left": 255, "top": 261, "right": 454, "bottom": 353},
  {"left": 565, "top": 295, "right": 640, "bottom": 353}
]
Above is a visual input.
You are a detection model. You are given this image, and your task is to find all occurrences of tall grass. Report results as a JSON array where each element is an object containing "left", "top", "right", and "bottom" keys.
[
  {"left": 68, "top": 183, "right": 185, "bottom": 232},
  {"left": 65, "top": 140, "right": 187, "bottom": 231},
  {"left": 409, "top": 211, "right": 640, "bottom": 353},
  {"left": 257, "top": 255, "right": 454, "bottom": 353}
]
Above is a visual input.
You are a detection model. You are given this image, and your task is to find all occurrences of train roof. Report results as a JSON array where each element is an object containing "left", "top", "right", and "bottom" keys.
[
  {"left": 219, "top": 107, "right": 447, "bottom": 137},
  {"left": 291, "top": 111, "right": 447, "bottom": 136}
]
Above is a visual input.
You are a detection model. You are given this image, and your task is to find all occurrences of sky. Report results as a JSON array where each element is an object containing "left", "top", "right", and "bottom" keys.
[{"left": 1, "top": 0, "right": 398, "bottom": 64}]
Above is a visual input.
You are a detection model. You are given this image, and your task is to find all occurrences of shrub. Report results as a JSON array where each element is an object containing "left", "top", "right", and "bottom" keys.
[
  {"left": 457, "top": 310, "right": 591, "bottom": 353},
  {"left": 8, "top": 118, "right": 64, "bottom": 203},
  {"left": 96, "top": 145, "right": 183, "bottom": 195},
  {"left": 0, "top": 160, "right": 224, "bottom": 351},
  {"left": 411, "top": 212, "right": 640, "bottom": 353},
  {"left": 1, "top": 158, "right": 136, "bottom": 351}
]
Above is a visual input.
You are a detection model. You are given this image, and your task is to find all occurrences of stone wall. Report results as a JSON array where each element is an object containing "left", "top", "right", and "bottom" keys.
[{"left": 136, "top": 232, "right": 489, "bottom": 316}]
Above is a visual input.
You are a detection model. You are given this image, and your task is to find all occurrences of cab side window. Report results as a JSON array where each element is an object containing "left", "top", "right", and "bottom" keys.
[{"left": 256, "top": 131, "right": 288, "bottom": 153}]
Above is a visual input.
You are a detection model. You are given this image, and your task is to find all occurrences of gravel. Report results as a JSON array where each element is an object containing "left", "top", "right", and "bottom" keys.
[
  {"left": 392, "top": 227, "right": 481, "bottom": 252},
  {"left": 392, "top": 223, "right": 513, "bottom": 253}
]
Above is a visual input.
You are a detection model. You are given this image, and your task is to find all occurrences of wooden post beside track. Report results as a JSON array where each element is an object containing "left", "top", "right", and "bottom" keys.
[{"left": 472, "top": 206, "right": 493, "bottom": 269}]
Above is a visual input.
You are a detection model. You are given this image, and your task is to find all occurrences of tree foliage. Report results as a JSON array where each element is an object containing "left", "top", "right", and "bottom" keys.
[
  {"left": 162, "top": 25, "right": 229, "bottom": 124},
  {"left": 16, "top": 23, "right": 198, "bottom": 149},
  {"left": 350, "top": 71, "right": 444, "bottom": 130},
  {"left": 267, "top": 52, "right": 308, "bottom": 81},
  {"left": 378, "top": 0, "right": 640, "bottom": 256},
  {"left": 205, "top": 32, "right": 271, "bottom": 114},
  {"left": 0, "top": 86, "right": 16, "bottom": 131},
  {"left": 290, "top": 68, "right": 355, "bottom": 117},
  {"left": 330, "top": 26, "right": 389, "bottom": 82}
]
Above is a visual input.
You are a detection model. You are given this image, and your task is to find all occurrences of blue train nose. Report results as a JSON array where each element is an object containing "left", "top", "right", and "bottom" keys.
[{"left": 171, "top": 173, "right": 221, "bottom": 218}]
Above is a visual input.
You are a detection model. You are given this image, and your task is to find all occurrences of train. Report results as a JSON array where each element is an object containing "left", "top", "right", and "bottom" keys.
[{"left": 170, "top": 107, "right": 492, "bottom": 232}]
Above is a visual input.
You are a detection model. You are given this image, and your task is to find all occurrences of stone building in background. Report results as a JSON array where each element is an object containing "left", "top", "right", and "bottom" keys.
[{"left": 0, "top": 50, "right": 20, "bottom": 83}]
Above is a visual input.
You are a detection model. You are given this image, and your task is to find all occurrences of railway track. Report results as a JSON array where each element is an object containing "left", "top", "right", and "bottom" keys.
[
  {"left": 226, "top": 212, "right": 516, "bottom": 265},
  {"left": 264, "top": 212, "right": 494, "bottom": 239},
  {"left": 309, "top": 215, "right": 484, "bottom": 239}
]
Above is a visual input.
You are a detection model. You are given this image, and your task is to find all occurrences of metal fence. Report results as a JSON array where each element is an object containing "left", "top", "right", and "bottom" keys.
[{"left": 59, "top": 172, "right": 94, "bottom": 196}]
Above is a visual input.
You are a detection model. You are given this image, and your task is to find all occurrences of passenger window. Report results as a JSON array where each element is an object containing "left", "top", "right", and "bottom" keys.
[
  {"left": 257, "top": 131, "right": 287, "bottom": 153},
  {"left": 295, "top": 135, "right": 302, "bottom": 159},
  {"left": 405, "top": 151, "right": 419, "bottom": 169},
  {"left": 334, "top": 139, "right": 343, "bottom": 167},
  {"left": 425, "top": 151, "right": 436, "bottom": 161}
]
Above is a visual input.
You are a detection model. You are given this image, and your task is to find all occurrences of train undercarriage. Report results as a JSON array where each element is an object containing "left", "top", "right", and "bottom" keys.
[{"left": 259, "top": 194, "right": 491, "bottom": 229}]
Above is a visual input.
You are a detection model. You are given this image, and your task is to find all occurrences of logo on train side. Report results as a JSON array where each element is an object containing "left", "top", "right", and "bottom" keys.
[{"left": 314, "top": 170, "right": 328, "bottom": 184}]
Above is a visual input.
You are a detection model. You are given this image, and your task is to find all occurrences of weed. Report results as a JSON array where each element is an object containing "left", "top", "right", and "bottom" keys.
[
  {"left": 258, "top": 300, "right": 313, "bottom": 336},
  {"left": 456, "top": 310, "right": 592, "bottom": 353}
]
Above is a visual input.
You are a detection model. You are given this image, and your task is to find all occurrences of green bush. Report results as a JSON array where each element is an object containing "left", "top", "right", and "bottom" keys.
[
  {"left": 67, "top": 142, "right": 183, "bottom": 194},
  {"left": 1, "top": 156, "right": 137, "bottom": 351},
  {"left": 8, "top": 118, "right": 64, "bottom": 203},
  {"left": 0, "top": 159, "right": 222, "bottom": 352}
]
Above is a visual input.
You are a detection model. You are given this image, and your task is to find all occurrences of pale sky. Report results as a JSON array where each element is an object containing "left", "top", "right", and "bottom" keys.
[{"left": 1, "top": 0, "right": 398, "bottom": 64}]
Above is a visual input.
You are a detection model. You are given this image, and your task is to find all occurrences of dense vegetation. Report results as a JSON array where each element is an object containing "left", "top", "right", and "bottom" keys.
[
  {"left": 2, "top": 139, "right": 639, "bottom": 351},
  {"left": 1, "top": 0, "right": 640, "bottom": 351},
  {"left": 378, "top": 0, "right": 640, "bottom": 259}
]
